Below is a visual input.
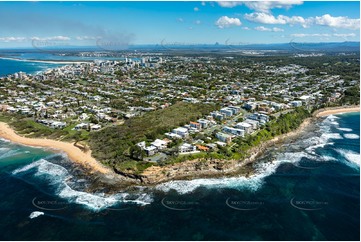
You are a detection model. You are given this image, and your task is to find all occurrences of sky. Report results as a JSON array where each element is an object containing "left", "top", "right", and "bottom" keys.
[{"left": 0, "top": 1, "right": 359, "bottom": 48}]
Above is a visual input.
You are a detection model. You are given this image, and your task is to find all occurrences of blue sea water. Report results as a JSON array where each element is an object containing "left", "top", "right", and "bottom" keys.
[
  {"left": 0, "top": 58, "right": 63, "bottom": 77},
  {"left": 0, "top": 113, "right": 359, "bottom": 240},
  {"left": 11, "top": 52, "right": 126, "bottom": 62}
]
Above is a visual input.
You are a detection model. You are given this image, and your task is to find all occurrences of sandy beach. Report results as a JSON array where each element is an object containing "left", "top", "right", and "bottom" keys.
[
  {"left": 314, "top": 106, "right": 360, "bottom": 117},
  {"left": 0, "top": 105, "right": 359, "bottom": 182},
  {"left": 0, "top": 122, "right": 112, "bottom": 174}
]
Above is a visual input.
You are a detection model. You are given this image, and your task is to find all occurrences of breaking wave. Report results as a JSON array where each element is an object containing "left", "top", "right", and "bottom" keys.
[
  {"left": 29, "top": 211, "right": 44, "bottom": 219},
  {"left": 156, "top": 112, "right": 357, "bottom": 194},
  {"left": 12, "top": 157, "right": 153, "bottom": 211},
  {"left": 8, "top": 112, "right": 360, "bottom": 202},
  {"left": 335, "top": 149, "right": 360, "bottom": 167},
  {"left": 0, "top": 147, "right": 23, "bottom": 160},
  {"left": 343, "top": 133, "right": 360, "bottom": 139},
  {"left": 156, "top": 159, "right": 285, "bottom": 194},
  {"left": 337, "top": 127, "right": 353, "bottom": 132}
]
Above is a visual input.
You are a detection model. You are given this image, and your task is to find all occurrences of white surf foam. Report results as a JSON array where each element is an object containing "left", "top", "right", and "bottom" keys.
[
  {"left": 156, "top": 114, "right": 346, "bottom": 195},
  {"left": 124, "top": 193, "right": 153, "bottom": 205},
  {"left": 335, "top": 149, "right": 360, "bottom": 167},
  {"left": 156, "top": 159, "right": 289, "bottom": 194},
  {"left": 58, "top": 185, "right": 124, "bottom": 210},
  {"left": 321, "top": 133, "right": 343, "bottom": 140},
  {"left": 29, "top": 211, "right": 44, "bottom": 219},
  {"left": 337, "top": 127, "right": 353, "bottom": 132},
  {"left": 343, "top": 133, "right": 360, "bottom": 139},
  {"left": 0, "top": 138, "right": 11, "bottom": 143},
  {"left": 303, "top": 114, "right": 347, "bottom": 155},
  {"left": 13, "top": 158, "right": 153, "bottom": 210},
  {"left": 0, "top": 148, "right": 22, "bottom": 160},
  {"left": 322, "top": 115, "right": 340, "bottom": 126},
  {"left": 12, "top": 160, "right": 42, "bottom": 174}
]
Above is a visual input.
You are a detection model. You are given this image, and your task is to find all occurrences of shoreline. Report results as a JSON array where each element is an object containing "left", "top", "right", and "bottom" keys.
[
  {"left": 0, "top": 56, "right": 90, "bottom": 64},
  {"left": 0, "top": 122, "right": 112, "bottom": 175},
  {"left": 138, "top": 106, "right": 360, "bottom": 184},
  {"left": 314, "top": 106, "right": 360, "bottom": 117},
  {"left": 140, "top": 116, "right": 315, "bottom": 184},
  {"left": 0, "top": 106, "right": 359, "bottom": 184}
]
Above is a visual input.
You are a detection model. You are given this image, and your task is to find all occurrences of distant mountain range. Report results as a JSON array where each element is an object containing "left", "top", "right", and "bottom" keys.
[{"left": 0, "top": 41, "right": 359, "bottom": 53}]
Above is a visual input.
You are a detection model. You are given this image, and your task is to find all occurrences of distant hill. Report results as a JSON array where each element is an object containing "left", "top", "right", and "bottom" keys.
[
  {"left": 144, "top": 41, "right": 360, "bottom": 52},
  {"left": 0, "top": 42, "right": 359, "bottom": 54}
]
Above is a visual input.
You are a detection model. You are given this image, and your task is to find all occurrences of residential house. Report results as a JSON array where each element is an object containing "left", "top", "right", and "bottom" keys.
[
  {"left": 179, "top": 143, "right": 197, "bottom": 153},
  {"left": 151, "top": 139, "right": 168, "bottom": 150},
  {"left": 189, "top": 121, "right": 201, "bottom": 130},
  {"left": 222, "top": 126, "right": 245, "bottom": 137},
  {"left": 243, "top": 101, "right": 257, "bottom": 110},
  {"left": 136, "top": 141, "right": 146, "bottom": 149},
  {"left": 220, "top": 107, "right": 234, "bottom": 117},
  {"left": 144, "top": 146, "right": 157, "bottom": 156},
  {"left": 172, "top": 127, "right": 189, "bottom": 138},
  {"left": 235, "top": 122, "right": 253, "bottom": 134},
  {"left": 244, "top": 119, "right": 259, "bottom": 130},
  {"left": 197, "top": 119, "right": 210, "bottom": 129},
  {"left": 165, "top": 132, "right": 182, "bottom": 140},
  {"left": 290, "top": 100, "right": 302, "bottom": 107},
  {"left": 215, "top": 132, "right": 232, "bottom": 144},
  {"left": 50, "top": 121, "right": 66, "bottom": 129},
  {"left": 74, "top": 123, "right": 89, "bottom": 130}
]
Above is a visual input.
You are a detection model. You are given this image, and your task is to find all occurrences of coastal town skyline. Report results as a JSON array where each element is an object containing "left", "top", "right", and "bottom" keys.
[{"left": 0, "top": 1, "right": 360, "bottom": 48}]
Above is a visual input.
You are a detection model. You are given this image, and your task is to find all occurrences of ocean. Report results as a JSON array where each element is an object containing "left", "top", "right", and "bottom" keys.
[
  {"left": 0, "top": 52, "right": 127, "bottom": 77},
  {"left": 0, "top": 57, "right": 65, "bottom": 77},
  {"left": 0, "top": 112, "right": 359, "bottom": 240}
]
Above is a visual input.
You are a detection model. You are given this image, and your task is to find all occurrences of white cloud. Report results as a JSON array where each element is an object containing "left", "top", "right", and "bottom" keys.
[
  {"left": 75, "top": 36, "right": 98, "bottom": 41},
  {"left": 254, "top": 26, "right": 284, "bottom": 32},
  {"left": 201, "top": 1, "right": 206, "bottom": 6},
  {"left": 0, "top": 35, "right": 71, "bottom": 43},
  {"left": 313, "top": 14, "right": 360, "bottom": 30},
  {"left": 177, "top": 18, "right": 184, "bottom": 23},
  {"left": 195, "top": 20, "right": 201, "bottom": 25},
  {"left": 0, "top": 37, "right": 27, "bottom": 42},
  {"left": 242, "top": 26, "right": 250, "bottom": 30},
  {"left": 245, "top": 12, "right": 309, "bottom": 27},
  {"left": 215, "top": 16, "right": 242, "bottom": 29},
  {"left": 333, "top": 33, "right": 356, "bottom": 37},
  {"left": 245, "top": 12, "right": 286, "bottom": 24},
  {"left": 194, "top": 7, "right": 199, "bottom": 11},
  {"left": 47, "top": 36, "right": 70, "bottom": 41},
  {"left": 254, "top": 26, "right": 272, "bottom": 31},
  {"left": 291, "top": 33, "right": 330, "bottom": 37},
  {"left": 272, "top": 27, "right": 284, "bottom": 32},
  {"left": 217, "top": 1, "right": 243, "bottom": 8},
  {"left": 31, "top": 36, "right": 70, "bottom": 41},
  {"left": 217, "top": 1, "right": 303, "bottom": 12},
  {"left": 244, "top": 1, "right": 303, "bottom": 13},
  {"left": 291, "top": 33, "right": 356, "bottom": 38},
  {"left": 245, "top": 12, "right": 360, "bottom": 29}
]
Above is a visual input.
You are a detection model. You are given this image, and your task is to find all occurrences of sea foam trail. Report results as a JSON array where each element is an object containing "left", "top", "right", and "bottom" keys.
[
  {"left": 0, "top": 148, "right": 22, "bottom": 160},
  {"left": 335, "top": 149, "right": 360, "bottom": 167},
  {"left": 29, "top": 211, "right": 44, "bottom": 219},
  {"left": 12, "top": 158, "right": 153, "bottom": 210},
  {"left": 156, "top": 159, "right": 293, "bottom": 194},
  {"left": 343, "top": 134, "right": 360, "bottom": 139},
  {"left": 337, "top": 127, "right": 353, "bottom": 132}
]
